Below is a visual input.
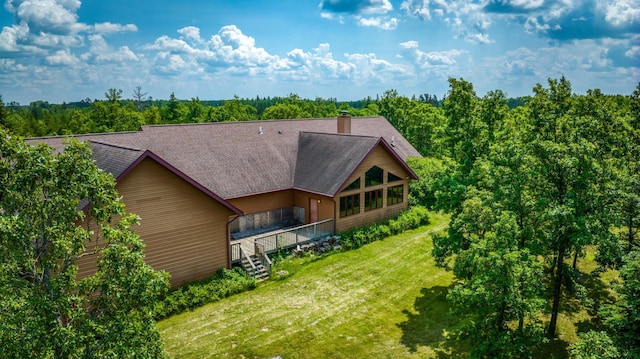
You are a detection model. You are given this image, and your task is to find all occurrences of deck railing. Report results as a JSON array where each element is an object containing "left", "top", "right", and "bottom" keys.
[
  {"left": 254, "top": 218, "right": 334, "bottom": 254},
  {"left": 255, "top": 242, "right": 272, "bottom": 276},
  {"left": 230, "top": 241, "right": 241, "bottom": 262}
]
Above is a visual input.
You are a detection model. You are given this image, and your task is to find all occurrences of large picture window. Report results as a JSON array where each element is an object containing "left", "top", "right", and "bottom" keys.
[
  {"left": 388, "top": 171, "right": 403, "bottom": 183},
  {"left": 387, "top": 185, "right": 403, "bottom": 205},
  {"left": 342, "top": 178, "right": 361, "bottom": 192},
  {"left": 365, "top": 189, "right": 383, "bottom": 211},
  {"left": 339, "top": 194, "right": 360, "bottom": 217},
  {"left": 365, "top": 166, "right": 384, "bottom": 187}
]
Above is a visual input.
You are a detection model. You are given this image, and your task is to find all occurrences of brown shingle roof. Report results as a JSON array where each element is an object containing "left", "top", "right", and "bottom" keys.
[
  {"left": 294, "top": 132, "right": 380, "bottom": 195},
  {"left": 89, "top": 141, "right": 144, "bottom": 180},
  {"left": 30, "top": 117, "right": 421, "bottom": 199}
]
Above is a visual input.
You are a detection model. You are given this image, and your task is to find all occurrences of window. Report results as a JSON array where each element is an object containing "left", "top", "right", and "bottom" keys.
[
  {"left": 387, "top": 171, "right": 403, "bottom": 183},
  {"left": 342, "top": 178, "right": 361, "bottom": 192},
  {"left": 339, "top": 194, "right": 360, "bottom": 217},
  {"left": 365, "top": 166, "right": 384, "bottom": 187},
  {"left": 365, "top": 189, "right": 383, "bottom": 211},
  {"left": 387, "top": 185, "right": 404, "bottom": 205}
]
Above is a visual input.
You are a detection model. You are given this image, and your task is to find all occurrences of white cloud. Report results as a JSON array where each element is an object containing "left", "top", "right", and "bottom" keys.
[
  {"left": 80, "top": 34, "right": 139, "bottom": 63},
  {"left": 93, "top": 22, "right": 137, "bottom": 35},
  {"left": 399, "top": 40, "right": 419, "bottom": 49},
  {"left": 605, "top": 0, "right": 640, "bottom": 27},
  {"left": 177, "top": 26, "right": 203, "bottom": 45},
  {"left": 400, "top": 0, "right": 493, "bottom": 43},
  {"left": 146, "top": 35, "right": 197, "bottom": 54},
  {"left": 208, "top": 25, "right": 279, "bottom": 67},
  {"left": 45, "top": 48, "right": 78, "bottom": 65},
  {"left": 400, "top": 0, "right": 431, "bottom": 20},
  {"left": 358, "top": 16, "right": 399, "bottom": 30},
  {"left": 0, "top": 0, "right": 143, "bottom": 65},
  {"left": 400, "top": 40, "right": 466, "bottom": 72},
  {"left": 625, "top": 46, "right": 640, "bottom": 59}
]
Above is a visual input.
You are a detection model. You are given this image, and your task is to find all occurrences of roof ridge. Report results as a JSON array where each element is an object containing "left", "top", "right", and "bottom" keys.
[
  {"left": 300, "top": 131, "right": 379, "bottom": 139},
  {"left": 142, "top": 117, "right": 336, "bottom": 129},
  {"left": 89, "top": 140, "right": 145, "bottom": 152},
  {"left": 26, "top": 130, "right": 140, "bottom": 141}
]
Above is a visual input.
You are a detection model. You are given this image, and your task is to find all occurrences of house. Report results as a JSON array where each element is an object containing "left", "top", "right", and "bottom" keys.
[{"left": 33, "top": 114, "right": 421, "bottom": 286}]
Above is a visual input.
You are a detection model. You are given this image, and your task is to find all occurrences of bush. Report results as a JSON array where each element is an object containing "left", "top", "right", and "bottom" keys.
[
  {"left": 153, "top": 267, "right": 257, "bottom": 320},
  {"left": 340, "top": 206, "right": 430, "bottom": 250}
]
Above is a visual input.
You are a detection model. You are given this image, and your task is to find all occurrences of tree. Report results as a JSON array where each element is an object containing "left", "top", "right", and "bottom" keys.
[
  {"left": 600, "top": 250, "right": 640, "bottom": 357},
  {"left": 526, "top": 77, "right": 615, "bottom": 338},
  {"left": 162, "top": 92, "right": 186, "bottom": 123},
  {"left": 261, "top": 102, "right": 311, "bottom": 120},
  {"left": 0, "top": 95, "right": 7, "bottom": 128},
  {"left": 132, "top": 86, "right": 148, "bottom": 112},
  {"left": 448, "top": 209, "right": 544, "bottom": 358},
  {"left": 105, "top": 88, "right": 123, "bottom": 104},
  {"left": 0, "top": 130, "right": 169, "bottom": 358}
]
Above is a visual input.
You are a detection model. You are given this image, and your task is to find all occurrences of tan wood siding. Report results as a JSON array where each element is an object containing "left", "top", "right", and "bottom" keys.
[
  {"left": 228, "top": 190, "right": 294, "bottom": 215},
  {"left": 77, "top": 158, "right": 234, "bottom": 287},
  {"left": 293, "top": 191, "right": 334, "bottom": 224},
  {"left": 334, "top": 144, "right": 411, "bottom": 233}
]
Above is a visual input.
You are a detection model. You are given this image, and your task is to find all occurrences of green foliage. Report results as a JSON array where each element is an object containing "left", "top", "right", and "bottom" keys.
[
  {"left": 600, "top": 250, "right": 640, "bottom": 357},
  {"left": 339, "top": 206, "right": 430, "bottom": 249},
  {"left": 153, "top": 268, "right": 257, "bottom": 320},
  {"left": 0, "top": 131, "right": 169, "bottom": 358},
  {"left": 569, "top": 331, "right": 620, "bottom": 359}
]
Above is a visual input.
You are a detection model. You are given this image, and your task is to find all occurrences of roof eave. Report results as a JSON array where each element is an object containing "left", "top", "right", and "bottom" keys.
[{"left": 118, "top": 150, "right": 243, "bottom": 216}]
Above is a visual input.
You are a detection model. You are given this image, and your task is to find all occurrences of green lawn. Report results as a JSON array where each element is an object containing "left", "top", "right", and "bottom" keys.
[
  {"left": 158, "top": 212, "right": 468, "bottom": 358},
  {"left": 158, "top": 212, "right": 613, "bottom": 358}
]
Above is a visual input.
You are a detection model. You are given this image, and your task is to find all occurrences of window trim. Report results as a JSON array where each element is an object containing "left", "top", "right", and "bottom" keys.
[
  {"left": 365, "top": 189, "right": 383, "bottom": 211},
  {"left": 339, "top": 194, "right": 360, "bottom": 217},
  {"left": 365, "top": 166, "right": 384, "bottom": 187},
  {"left": 387, "top": 185, "right": 404, "bottom": 206}
]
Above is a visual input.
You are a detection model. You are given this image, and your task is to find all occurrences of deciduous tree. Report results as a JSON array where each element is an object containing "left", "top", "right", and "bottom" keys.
[{"left": 0, "top": 131, "right": 169, "bottom": 358}]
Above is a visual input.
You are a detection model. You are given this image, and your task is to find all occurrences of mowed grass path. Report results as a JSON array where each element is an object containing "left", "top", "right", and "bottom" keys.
[{"left": 158, "top": 212, "right": 468, "bottom": 358}]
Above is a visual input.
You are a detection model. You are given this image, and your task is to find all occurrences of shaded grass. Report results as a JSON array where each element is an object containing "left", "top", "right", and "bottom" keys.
[
  {"left": 158, "top": 213, "right": 617, "bottom": 358},
  {"left": 158, "top": 212, "right": 463, "bottom": 358}
]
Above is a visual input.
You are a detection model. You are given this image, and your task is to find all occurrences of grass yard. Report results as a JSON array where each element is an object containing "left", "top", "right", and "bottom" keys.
[
  {"left": 158, "top": 212, "right": 468, "bottom": 358},
  {"left": 158, "top": 211, "right": 614, "bottom": 358}
]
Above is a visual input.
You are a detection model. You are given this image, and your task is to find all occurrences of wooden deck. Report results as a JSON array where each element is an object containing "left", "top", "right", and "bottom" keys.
[{"left": 230, "top": 219, "right": 333, "bottom": 262}]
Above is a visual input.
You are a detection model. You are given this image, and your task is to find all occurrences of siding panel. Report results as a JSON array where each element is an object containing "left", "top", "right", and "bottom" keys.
[
  {"left": 78, "top": 158, "right": 234, "bottom": 287},
  {"left": 334, "top": 145, "right": 411, "bottom": 233}
]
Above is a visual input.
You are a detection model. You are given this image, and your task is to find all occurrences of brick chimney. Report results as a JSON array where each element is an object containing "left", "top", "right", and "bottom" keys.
[{"left": 337, "top": 110, "right": 351, "bottom": 134}]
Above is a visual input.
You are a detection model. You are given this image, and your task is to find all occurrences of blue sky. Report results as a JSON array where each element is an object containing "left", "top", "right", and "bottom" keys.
[{"left": 0, "top": 0, "right": 638, "bottom": 104}]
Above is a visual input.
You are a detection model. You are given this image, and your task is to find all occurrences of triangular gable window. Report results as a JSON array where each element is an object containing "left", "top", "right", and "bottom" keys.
[
  {"left": 365, "top": 166, "right": 384, "bottom": 187},
  {"left": 387, "top": 171, "right": 402, "bottom": 183},
  {"left": 342, "top": 178, "right": 361, "bottom": 192}
]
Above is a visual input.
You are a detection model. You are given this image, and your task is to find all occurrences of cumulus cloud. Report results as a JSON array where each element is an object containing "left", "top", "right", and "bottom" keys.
[
  {"left": 81, "top": 34, "right": 139, "bottom": 63},
  {"left": 400, "top": 0, "right": 493, "bottom": 43},
  {"left": 399, "top": 39, "right": 467, "bottom": 77},
  {"left": 0, "top": 0, "right": 138, "bottom": 59},
  {"left": 400, "top": 0, "right": 638, "bottom": 44},
  {"left": 46, "top": 48, "right": 78, "bottom": 65},
  {"left": 605, "top": 0, "right": 640, "bottom": 27}
]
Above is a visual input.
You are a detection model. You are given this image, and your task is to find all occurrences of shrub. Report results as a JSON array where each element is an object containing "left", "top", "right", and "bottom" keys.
[
  {"left": 153, "top": 267, "right": 257, "bottom": 320},
  {"left": 340, "top": 206, "right": 430, "bottom": 250}
]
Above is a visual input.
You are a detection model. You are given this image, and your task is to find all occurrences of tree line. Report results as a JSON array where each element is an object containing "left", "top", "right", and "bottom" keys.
[
  {"left": 405, "top": 77, "right": 640, "bottom": 358},
  {"left": 1, "top": 88, "right": 543, "bottom": 138}
]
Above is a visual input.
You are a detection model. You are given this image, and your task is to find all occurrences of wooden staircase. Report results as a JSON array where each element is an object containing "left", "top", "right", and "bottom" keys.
[{"left": 240, "top": 253, "right": 270, "bottom": 280}]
